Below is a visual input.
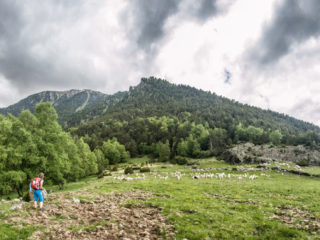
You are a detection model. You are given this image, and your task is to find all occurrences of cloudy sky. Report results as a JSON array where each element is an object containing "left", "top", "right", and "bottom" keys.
[{"left": 0, "top": 0, "right": 320, "bottom": 126}]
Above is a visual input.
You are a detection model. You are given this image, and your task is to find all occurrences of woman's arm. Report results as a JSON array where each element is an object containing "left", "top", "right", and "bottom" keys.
[{"left": 40, "top": 180, "right": 44, "bottom": 190}]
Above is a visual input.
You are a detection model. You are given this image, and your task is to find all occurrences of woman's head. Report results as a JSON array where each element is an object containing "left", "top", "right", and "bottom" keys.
[{"left": 39, "top": 173, "right": 44, "bottom": 179}]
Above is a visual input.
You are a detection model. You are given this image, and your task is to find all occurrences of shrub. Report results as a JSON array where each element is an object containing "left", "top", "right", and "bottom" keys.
[
  {"left": 124, "top": 167, "right": 133, "bottom": 175},
  {"left": 22, "top": 191, "right": 31, "bottom": 202},
  {"left": 140, "top": 167, "right": 151, "bottom": 173},
  {"left": 131, "top": 165, "right": 141, "bottom": 170},
  {"left": 110, "top": 166, "right": 118, "bottom": 172},
  {"left": 97, "top": 170, "right": 112, "bottom": 178},
  {"left": 175, "top": 156, "right": 188, "bottom": 165},
  {"left": 198, "top": 150, "right": 212, "bottom": 158},
  {"left": 296, "top": 159, "right": 309, "bottom": 167},
  {"left": 244, "top": 155, "right": 253, "bottom": 163}
]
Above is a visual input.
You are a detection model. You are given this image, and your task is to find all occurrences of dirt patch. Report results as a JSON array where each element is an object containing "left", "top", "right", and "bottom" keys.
[
  {"left": 5, "top": 191, "right": 175, "bottom": 240},
  {"left": 269, "top": 205, "right": 320, "bottom": 234}
]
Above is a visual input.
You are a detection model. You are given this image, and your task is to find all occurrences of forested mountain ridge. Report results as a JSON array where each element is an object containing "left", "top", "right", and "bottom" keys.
[
  {"left": 0, "top": 89, "right": 116, "bottom": 127},
  {"left": 71, "top": 77, "right": 320, "bottom": 159},
  {"left": 2, "top": 77, "right": 319, "bottom": 135},
  {"left": 91, "top": 77, "right": 320, "bottom": 135}
]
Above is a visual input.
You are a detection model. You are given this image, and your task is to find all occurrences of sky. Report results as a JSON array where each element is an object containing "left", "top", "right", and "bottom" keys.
[{"left": 0, "top": 0, "right": 320, "bottom": 126}]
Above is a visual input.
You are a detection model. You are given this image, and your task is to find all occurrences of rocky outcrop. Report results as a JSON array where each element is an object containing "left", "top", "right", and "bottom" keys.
[{"left": 222, "top": 143, "right": 320, "bottom": 165}]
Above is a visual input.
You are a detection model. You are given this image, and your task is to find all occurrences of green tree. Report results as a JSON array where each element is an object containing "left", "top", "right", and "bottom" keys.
[
  {"left": 0, "top": 171, "right": 26, "bottom": 197},
  {"left": 209, "top": 128, "right": 228, "bottom": 155},
  {"left": 270, "top": 130, "right": 282, "bottom": 145},
  {"left": 76, "top": 138, "right": 98, "bottom": 176},
  {"left": 159, "top": 140, "right": 170, "bottom": 162},
  {"left": 101, "top": 138, "right": 129, "bottom": 165},
  {"left": 94, "top": 148, "right": 108, "bottom": 173},
  {"left": 177, "top": 140, "right": 188, "bottom": 157}
]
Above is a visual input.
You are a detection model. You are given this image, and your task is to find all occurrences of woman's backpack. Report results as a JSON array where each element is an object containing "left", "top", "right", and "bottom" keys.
[{"left": 30, "top": 178, "right": 41, "bottom": 190}]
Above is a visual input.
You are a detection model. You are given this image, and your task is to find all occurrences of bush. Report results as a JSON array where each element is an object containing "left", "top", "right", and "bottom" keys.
[
  {"left": 22, "top": 191, "right": 31, "bottom": 202},
  {"left": 221, "top": 151, "right": 241, "bottom": 164},
  {"left": 124, "top": 167, "right": 133, "bottom": 175},
  {"left": 131, "top": 165, "right": 141, "bottom": 170},
  {"left": 97, "top": 170, "right": 112, "bottom": 178},
  {"left": 110, "top": 166, "right": 118, "bottom": 172},
  {"left": 140, "top": 167, "right": 151, "bottom": 173},
  {"left": 175, "top": 156, "right": 188, "bottom": 165},
  {"left": 297, "top": 159, "right": 309, "bottom": 167},
  {"left": 198, "top": 150, "right": 212, "bottom": 158},
  {"left": 244, "top": 155, "right": 253, "bottom": 163}
]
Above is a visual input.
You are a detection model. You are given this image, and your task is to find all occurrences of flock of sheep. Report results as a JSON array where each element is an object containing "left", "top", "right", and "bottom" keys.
[{"left": 112, "top": 170, "right": 270, "bottom": 182}]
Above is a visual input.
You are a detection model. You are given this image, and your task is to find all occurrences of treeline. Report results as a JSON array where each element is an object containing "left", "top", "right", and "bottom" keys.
[
  {"left": 0, "top": 103, "right": 128, "bottom": 197},
  {"left": 72, "top": 115, "right": 320, "bottom": 162}
]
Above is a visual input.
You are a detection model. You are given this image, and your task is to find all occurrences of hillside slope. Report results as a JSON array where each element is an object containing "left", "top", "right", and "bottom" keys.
[
  {"left": 92, "top": 77, "right": 320, "bottom": 135},
  {"left": 1, "top": 77, "right": 319, "bottom": 135}
]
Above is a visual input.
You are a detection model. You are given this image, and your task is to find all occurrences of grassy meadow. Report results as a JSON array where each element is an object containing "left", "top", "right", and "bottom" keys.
[{"left": 1, "top": 157, "right": 320, "bottom": 239}]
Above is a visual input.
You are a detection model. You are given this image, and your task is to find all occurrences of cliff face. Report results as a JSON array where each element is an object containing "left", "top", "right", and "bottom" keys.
[{"left": 222, "top": 143, "right": 320, "bottom": 166}]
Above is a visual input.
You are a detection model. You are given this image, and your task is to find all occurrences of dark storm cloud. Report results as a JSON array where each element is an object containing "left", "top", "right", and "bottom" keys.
[
  {"left": 0, "top": 1, "right": 22, "bottom": 40},
  {"left": 0, "top": 0, "right": 96, "bottom": 91},
  {"left": 193, "top": 0, "right": 219, "bottom": 22},
  {"left": 122, "top": 0, "right": 226, "bottom": 53},
  {"left": 250, "top": 0, "right": 320, "bottom": 65},
  {"left": 129, "top": 0, "right": 181, "bottom": 51}
]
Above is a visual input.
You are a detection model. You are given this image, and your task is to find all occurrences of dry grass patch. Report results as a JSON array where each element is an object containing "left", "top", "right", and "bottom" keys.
[
  {"left": 5, "top": 191, "right": 175, "bottom": 240},
  {"left": 269, "top": 205, "right": 320, "bottom": 235}
]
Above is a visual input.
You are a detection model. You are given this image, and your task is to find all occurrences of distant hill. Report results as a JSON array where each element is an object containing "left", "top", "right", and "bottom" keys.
[{"left": 0, "top": 89, "right": 123, "bottom": 127}]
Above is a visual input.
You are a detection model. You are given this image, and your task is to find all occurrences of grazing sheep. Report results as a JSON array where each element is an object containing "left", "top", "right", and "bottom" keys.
[
  {"left": 249, "top": 175, "right": 258, "bottom": 180},
  {"left": 216, "top": 173, "right": 226, "bottom": 180}
]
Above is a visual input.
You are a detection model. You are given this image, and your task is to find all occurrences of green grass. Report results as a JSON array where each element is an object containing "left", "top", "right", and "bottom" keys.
[
  {"left": 1, "top": 157, "right": 320, "bottom": 239},
  {"left": 89, "top": 158, "right": 320, "bottom": 239},
  {"left": 0, "top": 223, "right": 40, "bottom": 240},
  {"left": 301, "top": 166, "right": 320, "bottom": 175}
]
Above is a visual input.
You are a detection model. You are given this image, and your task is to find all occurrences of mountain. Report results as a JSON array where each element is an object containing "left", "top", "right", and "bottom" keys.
[
  {"left": 88, "top": 77, "right": 320, "bottom": 135},
  {"left": 1, "top": 77, "right": 320, "bottom": 135},
  {"left": 0, "top": 89, "right": 123, "bottom": 127},
  {"left": 67, "top": 77, "right": 320, "bottom": 157}
]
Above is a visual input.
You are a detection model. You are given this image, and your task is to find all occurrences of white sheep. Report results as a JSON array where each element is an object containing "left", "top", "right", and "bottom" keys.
[
  {"left": 216, "top": 173, "right": 226, "bottom": 180},
  {"left": 249, "top": 175, "right": 258, "bottom": 180}
]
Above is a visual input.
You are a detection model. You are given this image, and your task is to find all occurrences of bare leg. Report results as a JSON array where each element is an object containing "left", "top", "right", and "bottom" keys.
[
  {"left": 39, "top": 202, "right": 43, "bottom": 209},
  {"left": 34, "top": 201, "right": 38, "bottom": 208}
]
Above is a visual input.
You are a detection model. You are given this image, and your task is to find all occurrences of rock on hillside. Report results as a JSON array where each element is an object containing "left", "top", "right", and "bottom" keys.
[{"left": 222, "top": 143, "right": 320, "bottom": 166}]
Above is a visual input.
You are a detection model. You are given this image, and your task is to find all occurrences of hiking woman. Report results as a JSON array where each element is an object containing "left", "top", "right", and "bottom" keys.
[{"left": 31, "top": 173, "right": 45, "bottom": 211}]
